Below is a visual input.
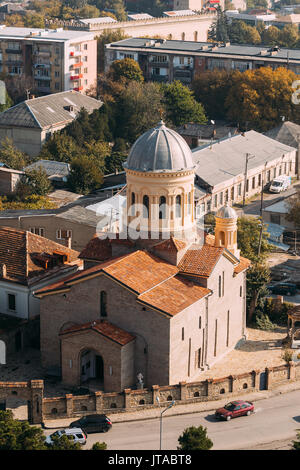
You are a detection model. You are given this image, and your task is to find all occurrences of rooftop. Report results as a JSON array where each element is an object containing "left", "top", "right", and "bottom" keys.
[
  {"left": 192, "top": 130, "right": 295, "bottom": 188},
  {"left": 59, "top": 319, "right": 135, "bottom": 346},
  {"left": 0, "top": 226, "right": 80, "bottom": 285},
  {"left": 107, "top": 38, "right": 300, "bottom": 62},
  {"left": 0, "top": 26, "right": 95, "bottom": 41},
  {"left": 0, "top": 91, "right": 102, "bottom": 130},
  {"left": 264, "top": 121, "right": 300, "bottom": 148},
  {"left": 24, "top": 160, "right": 70, "bottom": 179}
]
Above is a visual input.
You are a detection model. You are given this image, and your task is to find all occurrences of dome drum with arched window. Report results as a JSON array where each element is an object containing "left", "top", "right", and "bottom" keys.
[{"left": 125, "top": 121, "right": 197, "bottom": 242}]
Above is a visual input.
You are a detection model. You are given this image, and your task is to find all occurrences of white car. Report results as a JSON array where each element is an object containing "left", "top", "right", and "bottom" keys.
[{"left": 45, "top": 427, "right": 87, "bottom": 446}]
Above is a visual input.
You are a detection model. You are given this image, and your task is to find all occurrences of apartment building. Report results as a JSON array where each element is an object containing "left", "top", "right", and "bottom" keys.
[
  {"left": 0, "top": 26, "right": 97, "bottom": 95},
  {"left": 105, "top": 38, "right": 300, "bottom": 84}
]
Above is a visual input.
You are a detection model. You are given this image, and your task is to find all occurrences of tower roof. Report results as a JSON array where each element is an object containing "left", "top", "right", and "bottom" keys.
[
  {"left": 124, "top": 120, "right": 194, "bottom": 173},
  {"left": 216, "top": 203, "right": 237, "bottom": 219}
]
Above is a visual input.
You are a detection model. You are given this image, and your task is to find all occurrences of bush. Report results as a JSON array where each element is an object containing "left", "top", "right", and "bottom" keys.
[
  {"left": 177, "top": 425, "right": 213, "bottom": 450},
  {"left": 91, "top": 442, "right": 107, "bottom": 450},
  {"left": 282, "top": 348, "right": 293, "bottom": 363},
  {"left": 255, "top": 312, "right": 276, "bottom": 330}
]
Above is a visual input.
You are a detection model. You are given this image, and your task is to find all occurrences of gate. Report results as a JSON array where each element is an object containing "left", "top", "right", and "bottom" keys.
[{"left": 259, "top": 371, "right": 267, "bottom": 390}]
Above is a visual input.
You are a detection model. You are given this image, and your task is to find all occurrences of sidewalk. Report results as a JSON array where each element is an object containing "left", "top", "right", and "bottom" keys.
[{"left": 43, "top": 380, "right": 300, "bottom": 430}]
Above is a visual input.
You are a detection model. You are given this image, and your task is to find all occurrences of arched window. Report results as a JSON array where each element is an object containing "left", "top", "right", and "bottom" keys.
[
  {"left": 159, "top": 196, "right": 166, "bottom": 219},
  {"left": 194, "top": 31, "right": 198, "bottom": 41},
  {"left": 100, "top": 291, "right": 107, "bottom": 317},
  {"left": 176, "top": 195, "right": 181, "bottom": 218},
  {"left": 220, "top": 231, "right": 225, "bottom": 246},
  {"left": 181, "top": 32, "right": 185, "bottom": 41},
  {"left": 143, "top": 195, "right": 149, "bottom": 219},
  {"left": 131, "top": 192, "right": 135, "bottom": 216}
]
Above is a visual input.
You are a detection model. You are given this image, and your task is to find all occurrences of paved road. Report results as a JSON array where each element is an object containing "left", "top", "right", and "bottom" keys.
[
  {"left": 235, "top": 184, "right": 299, "bottom": 218},
  {"left": 44, "top": 389, "right": 300, "bottom": 450}
]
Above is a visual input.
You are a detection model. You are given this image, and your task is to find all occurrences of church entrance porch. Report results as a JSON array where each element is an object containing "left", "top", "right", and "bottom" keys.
[{"left": 59, "top": 320, "right": 136, "bottom": 392}]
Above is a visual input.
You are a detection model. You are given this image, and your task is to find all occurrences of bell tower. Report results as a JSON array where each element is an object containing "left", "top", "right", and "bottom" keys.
[{"left": 214, "top": 203, "right": 240, "bottom": 259}]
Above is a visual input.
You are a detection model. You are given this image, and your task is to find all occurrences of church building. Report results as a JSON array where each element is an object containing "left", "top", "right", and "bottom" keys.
[{"left": 35, "top": 121, "right": 250, "bottom": 392}]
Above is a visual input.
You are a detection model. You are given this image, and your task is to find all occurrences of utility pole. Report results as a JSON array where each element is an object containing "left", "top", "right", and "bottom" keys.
[
  {"left": 243, "top": 153, "right": 254, "bottom": 206},
  {"left": 258, "top": 163, "right": 267, "bottom": 257}
]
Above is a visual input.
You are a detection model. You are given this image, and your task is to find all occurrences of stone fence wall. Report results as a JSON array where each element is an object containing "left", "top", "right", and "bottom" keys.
[
  {"left": 42, "top": 361, "right": 300, "bottom": 421},
  {"left": 44, "top": 13, "right": 216, "bottom": 31}
]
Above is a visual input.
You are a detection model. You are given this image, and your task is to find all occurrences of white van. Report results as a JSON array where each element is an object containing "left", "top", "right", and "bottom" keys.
[
  {"left": 269, "top": 175, "right": 291, "bottom": 193},
  {"left": 45, "top": 427, "right": 87, "bottom": 446}
]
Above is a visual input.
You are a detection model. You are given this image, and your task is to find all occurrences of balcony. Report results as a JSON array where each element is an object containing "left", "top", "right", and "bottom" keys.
[
  {"left": 5, "top": 60, "right": 23, "bottom": 66},
  {"left": 33, "top": 63, "right": 51, "bottom": 68},
  {"left": 34, "top": 74, "right": 50, "bottom": 80},
  {"left": 73, "top": 86, "right": 83, "bottom": 91},
  {"left": 70, "top": 74, "right": 83, "bottom": 80},
  {"left": 73, "top": 62, "right": 83, "bottom": 68},
  {"left": 37, "top": 86, "right": 51, "bottom": 93},
  {"left": 33, "top": 50, "right": 51, "bottom": 57}
]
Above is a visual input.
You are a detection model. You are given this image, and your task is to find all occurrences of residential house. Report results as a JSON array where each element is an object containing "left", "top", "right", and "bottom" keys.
[{"left": 0, "top": 90, "right": 102, "bottom": 157}]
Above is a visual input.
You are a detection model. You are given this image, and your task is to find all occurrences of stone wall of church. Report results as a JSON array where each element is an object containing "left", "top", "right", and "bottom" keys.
[
  {"left": 40, "top": 274, "right": 171, "bottom": 389},
  {"left": 205, "top": 256, "right": 246, "bottom": 368}
]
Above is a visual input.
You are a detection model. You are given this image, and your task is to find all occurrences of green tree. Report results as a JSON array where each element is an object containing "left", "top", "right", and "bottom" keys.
[
  {"left": 47, "top": 434, "right": 81, "bottom": 450},
  {"left": 19, "top": 167, "right": 52, "bottom": 197},
  {"left": 192, "top": 69, "right": 234, "bottom": 121},
  {"left": 0, "top": 410, "right": 47, "bottom": 450},
  {"left": 39, "top": 132, "right": 79, "bottom": 162},
  {"left": 237, "top": 216, "right": 271, "bottom": 263},
  {"left": 0, "top": 137, "right": 28, "bottom": 170},
  {"left": 177, "top": 426, "right": 213, "bottom": 451},
  {"left": 163, "top": 80, "right": 207, "bottom": 127},
  {"left": 77, "top": 4, "right": 100, "bottom": 17},
  {"left": 96, "top": 30, "right": 128, "bottom": 74},
  {"left": 279, "top": 24, "right": 299, "bottom": 48},
  {"left": 292, "top": 431, "right": 300, "bottom": 450},
  {"left": 104, "top": 151, "right": 127, "bottom": 174},
  {"left": 91, "top": 441, "right": 107, "bottom": 450},
  {"left": 261, "top": 25, "right": 280, "bottom": 46},
  {"left": 68, "top": 154, "right": 104, "bottom": 194},
  {"left": 115, "top": 80, "right": 164, "bottom": 143},
  {"left": 286, "top": 190, "right": 300, "bottom": 228},
  {"left": 247, "top": 263, "right": 271, "bottom": 324},
  {"left": 208, "top": 6, "right": 229, "bottom": 43},
  {"left": 108, "top": 58, "right": 144, "bottom": 83}
]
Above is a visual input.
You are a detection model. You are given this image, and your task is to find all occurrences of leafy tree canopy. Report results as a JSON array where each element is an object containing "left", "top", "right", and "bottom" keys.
[
  {"left": 108, "top": 58, "right": 144, "bottom": 83},
  {"left": 177, "top": 426, "right": 213, "bottom": 451}
]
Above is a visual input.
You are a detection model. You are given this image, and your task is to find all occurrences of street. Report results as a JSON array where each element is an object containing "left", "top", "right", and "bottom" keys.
[{"left": 44, "top": 389, "right": 300, "bottom": 450}]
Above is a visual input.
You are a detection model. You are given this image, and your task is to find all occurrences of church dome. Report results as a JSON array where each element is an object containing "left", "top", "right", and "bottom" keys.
[
  {"left": 216, "top": 203, "right": 237, "bottom": 219},
  {"left": 124, "top": 120, "right": 194, "bottom": 172}
]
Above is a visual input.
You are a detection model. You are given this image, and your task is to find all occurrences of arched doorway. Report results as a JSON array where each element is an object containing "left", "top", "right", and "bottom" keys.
[{"left": 80, "top": 349, "right": 104, "bottom": 388}]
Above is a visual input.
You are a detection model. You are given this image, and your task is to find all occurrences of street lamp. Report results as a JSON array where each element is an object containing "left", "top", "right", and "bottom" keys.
[{"left": 156, "top": 397, "right": 175, "bottom": 450}]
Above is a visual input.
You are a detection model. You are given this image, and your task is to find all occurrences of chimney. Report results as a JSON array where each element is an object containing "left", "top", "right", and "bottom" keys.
[
  {"left": 0, "top": 263, "right": 7, "bottom": 278},
  {"left": 64, "top": 236, "right": 72, "bottom": 249}
]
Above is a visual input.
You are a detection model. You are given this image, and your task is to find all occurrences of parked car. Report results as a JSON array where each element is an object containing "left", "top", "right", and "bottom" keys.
[
  {"left": 267, "top": 282, "right": 297, "bottom": 296},
  {"left": 269, "top": 175, "right": 291, "bottom": 193},
  {"left": 45, "top": 427, "right": 87, "bottom": 445},
  {"left": 215, "top": 400, "right": 254, "bottom": 421},
  {"left": 70, "top": 414, "right": 112, "bottom": 434}
]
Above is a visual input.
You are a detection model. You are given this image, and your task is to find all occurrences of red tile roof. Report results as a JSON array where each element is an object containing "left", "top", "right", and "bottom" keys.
[
  {"left": 138, "top": 275, "right": 211, "bottom": 316},
  {"left": 234, "top": 256, "right": 251, "bottom": 274},
  {"left": 154, "top": 237, "right": 187, "bottom": 253},
  {"left": 35, "top": 250, "right": 178, "bottom": 296},
  {"left": 79, "top": 235, "right": 112, "bottom": 261},
  {"left": 59, "top": 319, "right": 135, "bottom": 346},
  {"left": 0, "top": 226, "right": 80, "bottom": 285},
  {"left": 178, "top": 245, "right": 225, "bottom": 277}
]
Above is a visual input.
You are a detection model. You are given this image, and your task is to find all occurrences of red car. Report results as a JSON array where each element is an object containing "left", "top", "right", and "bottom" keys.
[{"left": 215, "top": 400, "right": 254, "bottom": 421}]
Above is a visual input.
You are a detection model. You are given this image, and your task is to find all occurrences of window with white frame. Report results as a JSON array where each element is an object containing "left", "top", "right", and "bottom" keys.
[
  {"left": 56, "top": 229, "right": 72, "bottom": 239},
  {"left": 29, "top": 227, "right": 45, "bottom": 237}
]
